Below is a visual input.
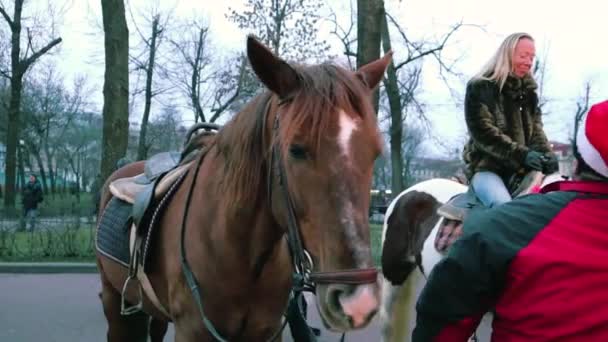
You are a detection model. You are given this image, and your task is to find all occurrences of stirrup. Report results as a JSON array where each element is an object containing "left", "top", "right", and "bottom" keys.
[{"left": 120, "top": 274, "right": 143, "bottom": 315}]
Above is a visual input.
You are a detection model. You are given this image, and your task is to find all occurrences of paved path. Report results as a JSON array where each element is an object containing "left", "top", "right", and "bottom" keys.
[{"left": 0, "top": 273, "right": 381, "bottom": 342}]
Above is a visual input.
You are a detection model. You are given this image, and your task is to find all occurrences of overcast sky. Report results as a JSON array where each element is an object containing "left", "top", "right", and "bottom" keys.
[{"left": 56, "top": 0, "right": 607, "bottom": 157}]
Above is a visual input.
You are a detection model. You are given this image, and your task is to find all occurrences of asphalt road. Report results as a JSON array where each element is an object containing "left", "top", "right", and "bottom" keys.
[{"left": 0, "top": 273, "right": 381, "bottom": 342}]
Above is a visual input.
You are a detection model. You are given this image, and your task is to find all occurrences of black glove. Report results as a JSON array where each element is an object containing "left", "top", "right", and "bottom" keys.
[
  {"left": 524, "top": 150, "right": 545, "bottom": 171},
  {"left": 542, "top": 153, "right": 559, "bottom": 174}
]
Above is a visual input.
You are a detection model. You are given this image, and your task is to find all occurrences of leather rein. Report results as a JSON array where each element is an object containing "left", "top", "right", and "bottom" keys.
[{"left": 178, "top": 108, "right": 378, "bottom": 341}]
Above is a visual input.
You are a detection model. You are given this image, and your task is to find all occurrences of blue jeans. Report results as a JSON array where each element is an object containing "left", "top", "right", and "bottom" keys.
[
  {"left": 471, "top": 171, "right": 511, "bottom": 208},
  {"left": 24, "top": 208, "right": 38, "bottom": 231}
]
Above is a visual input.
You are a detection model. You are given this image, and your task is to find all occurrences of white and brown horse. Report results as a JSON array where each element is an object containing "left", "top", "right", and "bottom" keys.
[{"left": 378, "top": 172, "right": 565, "bottom": 342}]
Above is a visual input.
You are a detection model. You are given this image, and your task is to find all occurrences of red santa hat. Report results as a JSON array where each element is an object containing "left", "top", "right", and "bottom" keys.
[{"left": 576, "top": 100, "right": 608, "bottom": 177}]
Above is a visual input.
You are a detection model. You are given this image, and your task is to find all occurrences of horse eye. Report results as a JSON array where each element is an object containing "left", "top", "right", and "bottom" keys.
[{"left": 289, "top": 144, "right": 308, "bottom": 160}]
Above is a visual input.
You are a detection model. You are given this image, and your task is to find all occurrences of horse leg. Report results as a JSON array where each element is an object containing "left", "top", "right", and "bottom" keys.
[
  {"left": 99, "top": 270, "right": 150, "bottom": 342},
  {"left": 380, "top": 268, "right": 424, "bottom": 342},
  {"left": 150, "top": 318, "right": 169, "bottom": 342}
]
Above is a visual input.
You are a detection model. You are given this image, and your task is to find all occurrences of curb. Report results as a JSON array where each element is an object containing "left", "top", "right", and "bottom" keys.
[{"left": 0, "top": 262, "right": 98, "bottom": 274}]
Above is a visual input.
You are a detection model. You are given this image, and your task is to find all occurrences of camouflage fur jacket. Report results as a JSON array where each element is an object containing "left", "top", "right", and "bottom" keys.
[{"left": 462, "top": 74, "right": 553, "bottom": 182}]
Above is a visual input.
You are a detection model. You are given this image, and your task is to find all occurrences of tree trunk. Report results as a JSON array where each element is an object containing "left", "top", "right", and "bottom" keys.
[
  {"left": 44, "top": 143, "right": 56, "bottom": 194},
  {"left": 75, "top": 153, "right": 81, "bottom": 201},
  {"left": 4, "top": 76, "right": 22, "bottom": 206},
  {"left": 380, "top": 14, "right": 405, "bottom": 195},
  {"left": 137, "top": 16, "right": 160, "bottom": 161},
  {"left": 0, "top": 0, "right": 62, "bottom": 206},
  {"left": 190, "top": 28, "right": 206, "bottom": 123},
  {"left": 32, "top": 148, "right": 49, "bottom": 194},
  {"left": 356, "top": 0, "right": 384, "bottom": 112},
  {"left": 100, "top": 0, "right": 130, "bottom": 182}
]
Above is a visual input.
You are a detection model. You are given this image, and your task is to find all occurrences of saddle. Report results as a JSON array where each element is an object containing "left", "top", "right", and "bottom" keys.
[
  {"left": 435, "top": 171, "right": 544, "bottom": 252},
  {"left": 109, "top": 152, "right": 190, "bottom": 226},
  {"left": 103, "top": 124, "right": 219, "bottom": 318},
  {"left": 109, "top": 127, "right": 218, "bottom": 226}
]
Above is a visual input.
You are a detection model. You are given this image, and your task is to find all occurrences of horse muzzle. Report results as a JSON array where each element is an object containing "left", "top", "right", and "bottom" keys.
[{"left": 314, "top": 270, "right": 379, "bottom": 331}]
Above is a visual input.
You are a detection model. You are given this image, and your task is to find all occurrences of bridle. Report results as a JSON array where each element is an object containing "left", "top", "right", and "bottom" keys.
[
  {"left": 178, "top": 103, "right": 378, "bottom": 342},
  {"left": 268, "top": 109, "right": 379, "bottom": 289}
]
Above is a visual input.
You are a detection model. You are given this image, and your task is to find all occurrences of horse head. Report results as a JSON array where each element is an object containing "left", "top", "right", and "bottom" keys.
[{"left": 244, "top": 36, "right": 392, "bottom": 331}]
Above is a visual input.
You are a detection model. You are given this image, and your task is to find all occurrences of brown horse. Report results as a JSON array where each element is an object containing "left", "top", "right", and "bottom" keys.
[{"left": 96, "top": 36, "right": 392, "bottom": 341}]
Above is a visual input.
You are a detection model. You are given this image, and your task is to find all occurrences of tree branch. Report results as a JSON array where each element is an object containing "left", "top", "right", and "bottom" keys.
[
  {"left": 23, "top": 38, "right": 62, "bottom": 69},
  {"left": 0, "top": 67, "right": 11, "bottom": 80},
  {"left": 209, "top": 58, "right": 247, "bottom": 123},
  {"left": 392, "top": 20, "right": 463, "bottom": 71},
  {"left": 327, "top": 0, "right": 357, "bottom": 67},
  {"left": 573, "top": 81, "right": 592, "bottom": 142},
  {"left": 0, "top": 6, "right": 13, "bottom": 29}
]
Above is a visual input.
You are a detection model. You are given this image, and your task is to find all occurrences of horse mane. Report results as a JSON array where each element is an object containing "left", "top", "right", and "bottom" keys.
[{"left": 216, "top": 62, "right": 379, "bottom": 207}]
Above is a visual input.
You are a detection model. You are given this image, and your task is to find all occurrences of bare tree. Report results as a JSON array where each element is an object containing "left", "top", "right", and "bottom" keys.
[
  {"left": 207, "top": 56, "right": 250, "bottom": 123},
  {"left": 168, "top": 19, "right": 248, "bottom": 124},
  {"left": 224, "top": 0, "right": 332, "bottom": 121},
  {"left": 100, "top": 0, "right": 129, "bottom": 182},
  {"left": 129, "top": 11, "right": 168, "bottom": 160},
  {"left": 532, "top": 42, "right": 551, "bottom": 111},
  {"left": 329, "top": 1, "right": 463, "bottom": 193},
  {"left": 373, "top": 154, "right": 391, "bottom": 191},
  {"left": 0, "top": 0, "right": 62, "bottom": 207},
  {"left": 145, "top": 105, "right": 183, "bottom": 155},
  {"left": 385, "top": 13, "right": 464, "bottom": 82},
  {"left": 401, "top": 123, "right": 426, "bottom": 187},
  {"left": 573, "top": 81, "right": 592, "bottom": 143},
  {"left": 228, "top": 0, "right": 330, "bottom": 62},
  {"left": 381, "top": 11, "right": 463, "bottom": 194},
  {"left": 57, "top": 110, "right": 99, "bottom": 197},
  {"left": 20, "top": 65, "right": 89, "bottom": 195},
  {"left": 327, "top": 0, "right": 357, "bottom": 69},
  {"left": 169, "top": 20, "right": 210, "bottom": 123}
]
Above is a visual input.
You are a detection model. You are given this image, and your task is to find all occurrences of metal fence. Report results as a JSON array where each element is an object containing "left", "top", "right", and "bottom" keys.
[{"left": 0, "top": 215, "right": 96, "bottom": 261}]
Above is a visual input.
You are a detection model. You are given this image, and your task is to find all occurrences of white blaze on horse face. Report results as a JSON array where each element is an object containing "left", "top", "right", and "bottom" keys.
[
  {"left": 338, "top": 110, "right": 358, "bottom": 160},
  {"left": 336, "top": 110, "right": 370, "bottom": 266}
]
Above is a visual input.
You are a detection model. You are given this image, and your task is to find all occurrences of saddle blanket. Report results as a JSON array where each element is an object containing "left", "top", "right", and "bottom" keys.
[{"left": 96, "top": 197, "right": 133, "bottom": 267}]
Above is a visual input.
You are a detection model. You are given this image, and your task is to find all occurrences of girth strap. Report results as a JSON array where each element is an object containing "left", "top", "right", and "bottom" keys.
[
  {"left": 138, "top": 265, "right": 171, "bottom": 318},
  {"left": 130, "top": 224, "right": 172, "bottom": 318}
]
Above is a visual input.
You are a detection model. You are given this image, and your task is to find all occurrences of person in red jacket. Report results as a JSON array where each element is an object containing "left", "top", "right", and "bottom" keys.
[{"left": 413, "top": 100, "right": 608, "bottom": 342}]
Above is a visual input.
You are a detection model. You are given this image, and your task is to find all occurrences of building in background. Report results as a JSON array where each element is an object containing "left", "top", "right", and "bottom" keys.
[
  {"left": 408, "top": 157, "right": 465, "bottom": 185},
  {"left": 408, "top": 140, "right": 575, "bottom": 186}
]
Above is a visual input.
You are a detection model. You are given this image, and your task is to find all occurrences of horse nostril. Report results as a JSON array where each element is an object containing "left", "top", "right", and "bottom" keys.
[
  {"left": 324, "top": 284, "right": 378, "bottom": 329},
  {"left": 327, "top": 285, "right": 345, "bottom": 314}
]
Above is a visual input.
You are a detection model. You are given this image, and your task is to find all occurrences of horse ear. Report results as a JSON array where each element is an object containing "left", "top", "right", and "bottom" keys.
[
  {"left": 247, "top": 35, "right": 300, "bottom": 99},
  {"left": 356, "top": 51, "right": 393, "bottom": 90}
]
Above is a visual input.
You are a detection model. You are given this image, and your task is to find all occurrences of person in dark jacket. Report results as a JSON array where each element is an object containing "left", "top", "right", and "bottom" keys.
[
  {"left": 462, "top": 32, "right": 558, "bottom": 207},
  {"left": 413, "top": 100, "right": 608, "bottom": 342},
  {"left": 22, "top": 174, "right": 43, "bottom": 231}
]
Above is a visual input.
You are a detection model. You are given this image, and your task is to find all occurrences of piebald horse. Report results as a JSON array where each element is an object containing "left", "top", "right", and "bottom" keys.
[{"left": 378, "top": 172, "right": 564, "bottom": 341}]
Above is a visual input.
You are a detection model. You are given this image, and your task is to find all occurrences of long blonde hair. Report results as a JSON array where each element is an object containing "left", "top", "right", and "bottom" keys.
[{"left": 473, "top": 32, "right": 535, "bottom": 90}]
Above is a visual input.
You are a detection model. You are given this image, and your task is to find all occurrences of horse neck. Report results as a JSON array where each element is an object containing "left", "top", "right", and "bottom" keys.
[
  {"left": 171, "top": 150, "right": 292, "bottom": 338},
  {"left": 188, "top": 150, "right": 291, "bottom": 286}
]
